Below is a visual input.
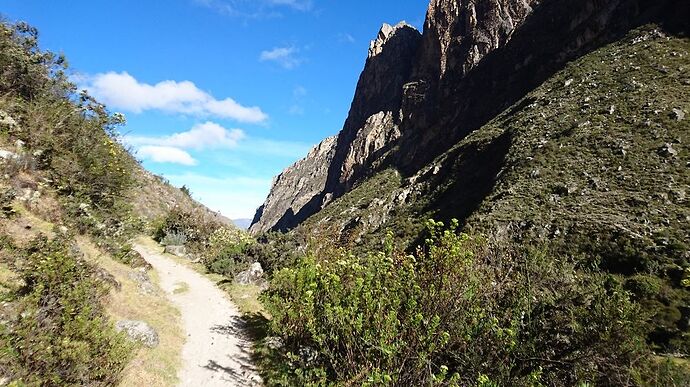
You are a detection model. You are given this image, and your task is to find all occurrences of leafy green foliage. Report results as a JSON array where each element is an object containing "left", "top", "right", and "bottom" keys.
[
  {"left": 204, "top": 227, "right": 255, "bottom": 276},
  {"left": 0, "top": 20, "right": 142, "bottom": 265},
  {"left": 153, "top": 207, "right": 223, "bottom": 249},
  {"left": 245, "top": 231, "right": 304, "bottom": 274},
  {"left": 161, "top": 229, "right": 188, "bottom": 246},
  {"left": 0, "top": 236, "right": 132, "bottom": 386},
  {"left": 297, "top": 25, "right": 690, "bottom": 356},
  {"left": 0, "top": 22, "right": 134, "bottom": 213},
  {"left": 263, "top": 221, "right": 654, "bottom": 386},
  {"left": 152, "top": 207, "right": 255, "bottom": 276}
]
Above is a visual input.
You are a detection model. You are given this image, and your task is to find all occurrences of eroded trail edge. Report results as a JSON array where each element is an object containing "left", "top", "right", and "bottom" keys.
[{"left": 133, "top": 243, "right": 262, "bottom": 387}]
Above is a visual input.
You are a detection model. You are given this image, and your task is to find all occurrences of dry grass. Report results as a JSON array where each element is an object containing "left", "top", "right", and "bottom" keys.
[
  {"left": 76, "top": 237, "right": 185, "bottom": 387},
  {"left": 172, "top": 281, "right": 190, "bottom": 294},
  {"left": 224, "top": 283, "right": 269, "bottom": 318},
  {"left": 0, "top": 262, "right": 21, "bottom": 296},
  {"left": 0, "top": 201, "right": 55, "bottom": 247}
]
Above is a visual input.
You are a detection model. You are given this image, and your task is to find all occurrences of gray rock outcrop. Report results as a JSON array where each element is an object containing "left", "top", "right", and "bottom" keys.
[
  {"left": 164, "top": 245, "right": 187, "bottom": 257},
  {"left": 129, "top": 268, "right": 156, "bottom": 295},
  {"left": 116, "top": 320, "right": 159, "bottom": 348},
  {"left": 235, "top": 262, "right": 265, "bottom": 286},
  {"left": 251, "top": 22, "right": 421, "bottom": 232}
]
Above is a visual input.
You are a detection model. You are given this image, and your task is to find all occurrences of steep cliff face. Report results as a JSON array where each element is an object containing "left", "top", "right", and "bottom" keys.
[
  {"left": 252, "top": 0, "right": 689, "bottom": 233},
  {"left": 250, "top": 136, "right": 336, "bottom": 233},
  {"left": 323, "top": 22, "right": 422, "bottom": 198},
  {"left": 251, "top": 22, "right": 421, "bottom": 232}
]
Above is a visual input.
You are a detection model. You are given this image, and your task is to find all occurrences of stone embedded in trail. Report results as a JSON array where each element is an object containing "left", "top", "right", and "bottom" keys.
[
  {"left": 163, "top": 245, "right": 186, "bottom": 257},
  {"left": 116, "top": 320, "right": 159, "bottom": 348}
]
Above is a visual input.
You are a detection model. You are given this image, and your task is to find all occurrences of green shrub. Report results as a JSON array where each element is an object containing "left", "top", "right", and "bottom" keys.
[
  {"left": 204, "top": 227, "right": 254, "bottom": 276},
  {"left": 0, "top": 236, "right": 132, "bottom": 386},
  {"left": 161, "top": 229, "right": 188, "bottom": 246},
  {"left": 263, "top": 220, "right": 654, "bottom": 386},
  {"left": 0, "top": 187, "right": 16, "bottom": 218},
  {"left": 152, "top": 207, "right": 224, "bottom": 251},
  {"left": 244, "top": 231, "right": 304, "bottom": 274},
  {"left": 0, "top": 20, "right": 140, "bottom": 257}
]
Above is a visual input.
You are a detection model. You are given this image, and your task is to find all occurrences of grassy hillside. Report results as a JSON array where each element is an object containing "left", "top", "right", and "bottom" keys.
[
  {"left": 259, "top": 25, "right": 690, "bottom": 385},
  {"left": 424, "top": 25, "right": 690, "bottom": 353}
]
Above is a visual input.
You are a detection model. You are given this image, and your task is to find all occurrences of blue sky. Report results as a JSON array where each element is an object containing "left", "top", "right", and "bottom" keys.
[{"left": 1, "top": 0, "right": 428, "bottom": 219}]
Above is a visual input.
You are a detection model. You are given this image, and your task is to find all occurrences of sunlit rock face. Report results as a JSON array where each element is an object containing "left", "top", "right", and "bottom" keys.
[{"left": 249, "top": 136, "right": 337, "bottom": 234}]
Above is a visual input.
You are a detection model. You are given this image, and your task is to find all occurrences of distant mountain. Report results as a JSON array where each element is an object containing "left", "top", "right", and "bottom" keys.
[{"left": 232, "top": 218, "right": 253, "bottom": 230}]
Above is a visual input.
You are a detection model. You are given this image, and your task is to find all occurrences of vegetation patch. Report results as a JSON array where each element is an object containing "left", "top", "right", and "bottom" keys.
[
  {"left": 0, "top": 235, "right": 132, "bottom": 386},
  {"left": 172, "top": 281, "right": 190, "bottom": 295},
  {"left": 260, "top": 220, "right": 684, "bottom": 386},
  {"left": 80, "top": 238, "right": 185, "bottom": 387}
]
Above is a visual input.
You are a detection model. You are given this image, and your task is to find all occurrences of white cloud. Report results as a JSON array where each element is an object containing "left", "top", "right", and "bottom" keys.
[
  {"left": 81, "top": 72, "right": 267, "bottom": 123},
  {"left": 259, "top": 47, "right": 302, "bottom": 69},
  {"left": 293, "top": 85, "right": 307, "bottom": 97},
  {"left": 268, "top": 0, "right": 313, "bottom": 11},
  {"left": 165, "top": 172, "right": 272, "bottom": 218},
  {"left": 138, "top": 146, "right": 197, "bottom": 166},
  {"left": 194, "top": 0, "right": 313, "bottom": 18},
  {"left": 338, "top": 33, "right": 355, "bottom": 43},
  {"left": 126, "top": 121, "right": 310, "bottom": 162},
  {"left": 127, "top": 122, "right": 245, "bottom": 150}
]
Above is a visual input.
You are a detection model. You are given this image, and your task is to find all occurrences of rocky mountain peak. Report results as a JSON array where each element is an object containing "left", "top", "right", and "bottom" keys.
[{"left": 368, "top": 21, "right": 418, "bottom": 58}]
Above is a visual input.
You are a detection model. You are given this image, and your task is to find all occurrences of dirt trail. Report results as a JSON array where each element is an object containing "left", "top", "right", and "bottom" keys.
[{"left": 134, "top": 243, "right": 262, "bottom": 387}]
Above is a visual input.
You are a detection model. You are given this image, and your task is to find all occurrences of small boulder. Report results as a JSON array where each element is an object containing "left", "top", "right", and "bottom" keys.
[
  {"left": 658, "top": 143, "right": 678, "bottom": 158},
  {"left": 116, "top": 320, "right": 159, "bottom": 348},
  {"left": 164, "top": 245, "right": 186, "bottom": 257},
  {"left": 0, "top": 150, "right": 18, "bottom": 160},
  {"left": 672, "top": 108, "right": 685, "bottom": 121},
  {"left": 129, "top": 269, "right": 156, "bottom": 295},
  {"left": 235, "top": 262, "right": 264, "bottom": 285}
]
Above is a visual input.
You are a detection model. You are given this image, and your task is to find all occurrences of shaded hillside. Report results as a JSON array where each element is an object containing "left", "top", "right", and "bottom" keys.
[{"left": 249, "top": 23, "right": 690, "bottom": 386}]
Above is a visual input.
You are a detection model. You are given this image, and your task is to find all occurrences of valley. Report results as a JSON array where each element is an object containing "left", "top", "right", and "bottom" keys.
[{"left": 1, "top": 0, "right": 689, "bottom": 386}]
